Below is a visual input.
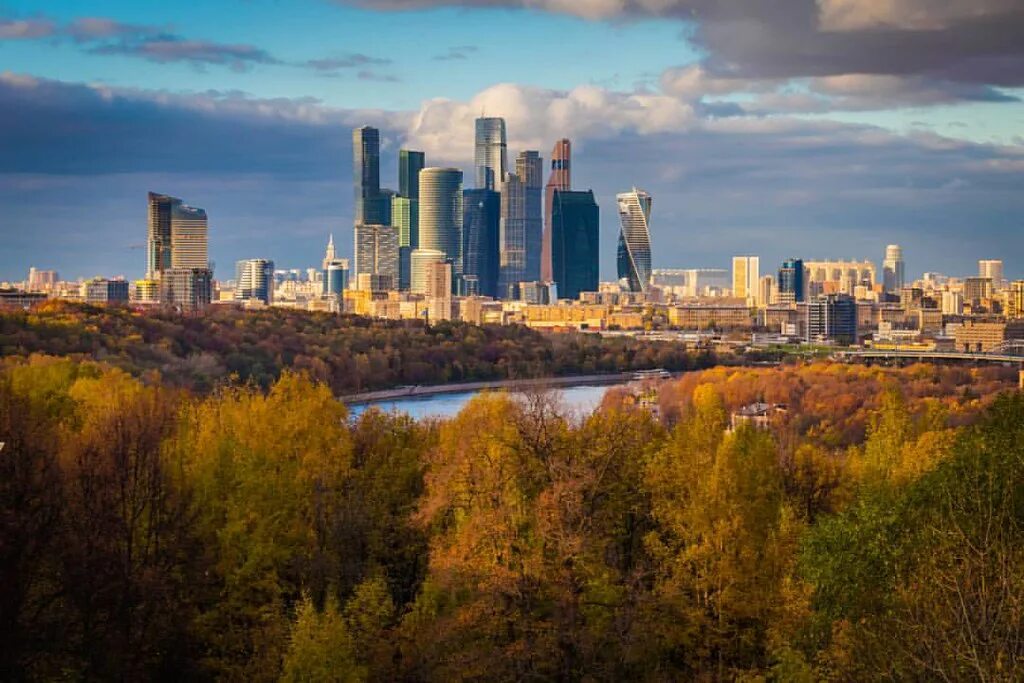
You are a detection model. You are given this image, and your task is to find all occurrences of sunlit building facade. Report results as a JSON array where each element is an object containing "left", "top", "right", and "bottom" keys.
[
  {"left": 419, "top": 167, "right": 463, "bottom": 287},
  {"left": 474, "top": 117, "right": 507, "bottom": 191},
  {"left": 616, "top": 188, "right": 653, "bottom": 294},
  {"left": 542, "top": 138, "right": 571, "bottom": 282}
]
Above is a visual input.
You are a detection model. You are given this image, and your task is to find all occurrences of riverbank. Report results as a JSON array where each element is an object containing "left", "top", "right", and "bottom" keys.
[{"left": 340, "top": 372, "right": 657, "bottom": 405}]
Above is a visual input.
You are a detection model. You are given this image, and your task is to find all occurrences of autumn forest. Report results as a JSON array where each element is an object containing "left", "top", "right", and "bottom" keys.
[{"left": 1, "top": 306, "right": 1023, "bottom": 681}]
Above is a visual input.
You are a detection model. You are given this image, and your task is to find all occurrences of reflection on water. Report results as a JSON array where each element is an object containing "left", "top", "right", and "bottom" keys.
[{"left": 348, "top": 384, "right": 615, "bottom": 421}]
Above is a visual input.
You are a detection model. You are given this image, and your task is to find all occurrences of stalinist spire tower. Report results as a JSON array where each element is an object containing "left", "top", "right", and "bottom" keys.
[{"left": 322, "top": 234, "right": 336, "bottom": 270}]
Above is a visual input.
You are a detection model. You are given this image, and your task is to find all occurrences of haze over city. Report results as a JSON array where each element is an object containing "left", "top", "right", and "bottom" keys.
[{"left": 2, "top": 0, "right": 1022, "bottom": 281}]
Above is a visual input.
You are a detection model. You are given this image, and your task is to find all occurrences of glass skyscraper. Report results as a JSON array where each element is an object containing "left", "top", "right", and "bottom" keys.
[
  {"left": 517, "top": 151, "right": 543, "bottom": 283},
  {"left": 778, "top": 258, "right": 805, "bottom": 302},
  {"left": 551, "top": 189, "right": 599, "bottom": 301},
  {"left": 616, "top": 188, "right": 653, "bottom": 294},
  {"left": 462, "top": 189, "right": 501, "bottom": 298},
  {"left": 354, "top": 223, "right": 400, "bottom": 291},
  {"left": 498, "top": 151, "right": 543, "bottom": 297},
  {"left": 614, "top": 188, "right": 655, "bottom": 292},
  {"left": 170, "top": 202, "right": 208, "bottom": 270},
  {"left": 419, "top": 167, "right": 464, "bottom": 288},
  {"left": 399, "top": 149, "right": 425, "bottom": 200},
  {"left": 353, "top": 126, "right": 386, "bottom": 225},
  {"left": 146, "top": 192, "right": 178, "bottom": 279},
  {"left": 542, "top": 139, "right": 571, "bottom": 282},
  {"left": 882, "top": 244, "right": 905, "bottom": 293},
  {"left": 474, "top": 117, "right": 507, "bottom": 191}
]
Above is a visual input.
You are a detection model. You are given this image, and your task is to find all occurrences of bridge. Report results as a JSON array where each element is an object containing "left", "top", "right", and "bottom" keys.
[{"left": 836, "top": 340, "right": 1024, "bottom": 367}]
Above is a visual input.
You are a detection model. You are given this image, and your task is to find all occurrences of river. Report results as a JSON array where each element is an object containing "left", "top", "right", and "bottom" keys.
[{"left": 347, "top": 383, "right": 618, "bottom": 420}]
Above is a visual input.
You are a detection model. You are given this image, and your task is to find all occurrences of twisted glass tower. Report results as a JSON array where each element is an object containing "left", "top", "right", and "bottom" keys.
[
  {"left": 616, "top": 188, "right": 653, "bottom": 293},
  {"left": 474, "top": 117, "right": 507, "bottom": 191}
]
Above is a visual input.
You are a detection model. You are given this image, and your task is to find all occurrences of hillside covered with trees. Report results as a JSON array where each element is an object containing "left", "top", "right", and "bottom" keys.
[
  {"left": 0, "top": 302, "right": 711, "bottom": 395},
  {"left": 1, "top": 357, "right": 1021, "bottom": 681}
]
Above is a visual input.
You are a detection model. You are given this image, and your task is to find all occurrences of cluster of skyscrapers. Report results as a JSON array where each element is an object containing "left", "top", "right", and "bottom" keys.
[
  {"left": 139, "top": 192, "right": 213, "bottom": 311},
  {"left": 349, "top": 118, "right": 610, "bottom": 304}
]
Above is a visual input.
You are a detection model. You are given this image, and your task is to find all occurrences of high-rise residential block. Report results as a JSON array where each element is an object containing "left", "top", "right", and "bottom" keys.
[
  {"left": 419, "top": 167, "right": 463, "bottom": 288},
  {"left": 399, "top": 149, "right": 425, "bottom": 200},
  {"left": 474, "top": 117, "right": 507, "bottom": 191},
  {"left": 462, "top": 188, "right": 501, "bottom": 298},
  {"left": 170, "top": 203, "right": 209, "bottom": 270},
  {"left": 160, "top": 268, "right": 213, "bottom": 312},
  {"left": 616, "top": 188, "right": 653, "bottom": 294},
  {"left": 803, "top": 260, "right": 876, "bottom": 296},
  {"left": 732, "top": 256, "right": 760, "bottom": 305},
  {"left": 758, "top": 274, "right": 776, "bottom": 308},
  {"left": 882, "top": 244, "right": 905, "bottom": 292},
  {"left": 542, "top": 138, "right": 571, "bottom": 282},
  {"left": 354, "top": 223, "right": 399, "bottom": 291},
  {"left": 1008, "top": 281, "right": 1024, "bottom": 318},
  {"left": 410, "top": 248, "right": 447, "bottom": 295},
  {"left": 964, "top": 276, "right": 993, "bottom": 303},
  {"left": 83, "top": 278, "right": 129, "bottom": 305},
  {"left": 27, "top": 267, "right": 59, "bottom": 292},
  {"left": 777, "top": 258, "right": 805, "bottom": 303},
  {"left": 979, "top": 260, "right": 1004, "bottom": 288},
  {"left": 806, "top": 293, "right": 857, "bottom": 345},
  {"left": 550, "top": 189, "right": 599, "bottom": 301},
  {"left": 235, "top": 259, "right": 275, "bottom": 304}
]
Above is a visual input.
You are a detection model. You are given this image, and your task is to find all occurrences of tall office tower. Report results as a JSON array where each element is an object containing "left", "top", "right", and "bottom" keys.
[
  {"left": 353, "top": 126, "right": 385, "bottom": 224},
  {"left": 978, "top": 260, "right": 1004, "bottom": 288},
  {"left": 517, "top": 151, "right": 544, "bottom": 282},
  {"left": 542, "top": 138, "right": 571, "bottom": 282},
  {"left": 399, "top": 149, "right": 425, "bottom": 200},
  {"left": 882, "top": 244, "right": 905, "bottom": 292},
  {"left": 353, "top": 223, "right": 399, "bottom": 291},
  {"left": 1008, "top": 281, "right": 1024, "bottom": 318},
  {"left": 324, "top": 259, "right": 349, "bottom": 297},
  {"left": 777, "top": 258, "right": 805, "bottom": 303},
  {"left": 474, "top": 117, "right": 507, "bottom": 190},
  {"left": 732, "top": 256, "right": 761, "bottom": 304},
  {"left": 616, "top": 188, "right": 653, "bottom": 294},
  {"left": 235, "top": 259, "right": 275, "bottom": 304},
  {"left": 419, "top": 167, "right": 464, "bottom": 289},
  {"left": 463, "top": 189, "right": 501, "bottom": 298},
  {"left": 758, "top": 275, "right": 776, "bottom": 307},
  {"left": 806, "top": 293, "right": 857, "bottom": 345},
  {"left": 170, "top": 203, "right": 209, "bottom": 269},
  {"left": 147, "top": 192, "right": 180, "bottom": 279},
  {"left": 392, "top": 197, "right": 418, "bottom": 290},
  {"left": 550, "top": 189, "right": 599, "bottom": 301},
  {"left": 498, "top": 172, "right": 526, "bottom": 298}
]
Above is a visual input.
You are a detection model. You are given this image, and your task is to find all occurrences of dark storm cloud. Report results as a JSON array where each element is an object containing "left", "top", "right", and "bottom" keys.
[
  {"left": 1, "top": 72, "right": 1021, "bottom": 281},
  {"left": 341, "top": 0, "right": 1024, "bottom": 88}
]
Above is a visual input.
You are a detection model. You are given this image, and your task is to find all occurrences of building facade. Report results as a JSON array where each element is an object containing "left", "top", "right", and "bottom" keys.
[
  {"left": 806, "top": 293, "right": 857, "bottom": 344},
  {"left": 353, "top": 223, "right": 399, "bottom": 292},
  {"left": 550, "top": 189, "right": 599, "bottom": 301},
  {"left": 235, "top": 259, "right": 275, "bottom": 304},
  {"left": 777, "top": 258, "right": 805, "bottom": 303},
  {"left": 418, "top": 167, "right": 463, "bottom": 289},
  {"left": 462, "top": 188, "right": 501, "bottom": 299},
  {"left": 882, "top": 244, "right": 905, "bottom": 292},
  {"left": 616, "top": 188, "right": 653, "bottom": 294},
  {"left": 169, "top": 203, "right": 208, "bottom": 270},
  {"left": 159, "top": 268, "right": 212, "bottom": 312},
  {"left": 732, "top": 256, "right": 760, "bottom": 305},
  {"left": 353, "top": 126, "right": 386, "bottom": 224},
  {"left": 474, "top": 117, "right": 507, "bottom": 191},
  {"left": 542, "top": 138, "right": 571, "bottom": 282}
]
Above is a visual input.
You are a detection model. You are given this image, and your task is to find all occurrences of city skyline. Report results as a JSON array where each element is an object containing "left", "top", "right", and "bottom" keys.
[{"left": 1, "top": 1, "right": 1023, "bottom": 281}]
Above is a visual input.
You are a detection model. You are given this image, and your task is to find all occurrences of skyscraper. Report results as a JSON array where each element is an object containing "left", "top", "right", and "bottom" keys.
[
  {"left": 517, "top": 151, "right": 543, "bottom": 283},
  {"left": 169, "top": 203, "right": 208, "bottom": 270},
  {"left": 418, "top": 167, "right": 464, "bottom": 285},
  {"left": 732, "top": 256, "right": 760, "bottom": 305},
  {"left": 474, "top": 117, "right": 507, "bottom": 191},
  {"left": 462, "top": 189, "right": 501, "bottom": 298},
  {"left": 392, "top": 197, "right": 419, "bottom": 290},
  {"left": 235, "top": 259, "right": 275, "bottom": 304},
  {"left": 777, "top": 258, "right": 805, "bottom": 303},
  {"left": 882, "top": 244, "right": 905, "bottom": 292},
  {"left": 542, "top": 139, "right": 571, "bottom": 282},
  {"left": 353, "top": 126, "right": 385, "bottom": 224},
  {"left": 147, "top": 192, "right": 178, "bottom": 279},
  {"left": 616, "top": 188, "right": 653, "bottom": 294},
  {"left": 551, "top": 189, "right": 599, "bottom": 301},
  {"left": 354, "top": 223, "right": 399, "bottom": 291},
  {"left": 807, "top": 293, "right": 857, "bottom": 345},
  {"left": 399, "top": 149, "right": 425, "bottom": 200},
  {"left": 979, "top": 259, "right": 1004, "bottom": 288}
]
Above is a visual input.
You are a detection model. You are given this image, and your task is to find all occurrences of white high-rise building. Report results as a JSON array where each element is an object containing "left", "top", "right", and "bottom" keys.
[
  {"left": 732, "top": 256, "right": 760, "bottom": 305},
  {"left": 235, "top": 259, "right": 275, "bottom": 304},
  {"left": 170, "top": 203, "right": 209, "bottom": 270},
  {"left": 882, "top": 244, "right": 905, "bottom": 292},
  {"left": 616, "top": 188, "right": 653, "bottom": 294},
  {"left": 978, "top": 260, "right": 1004, "bottom": 289},
  {"left": 474, "top": 117, "right": 507, "bottom": 191}
]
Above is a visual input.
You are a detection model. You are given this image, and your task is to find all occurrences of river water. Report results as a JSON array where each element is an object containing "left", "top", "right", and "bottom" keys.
[{"left": 347, "top": 383, "right": 616, "bottom": 420}]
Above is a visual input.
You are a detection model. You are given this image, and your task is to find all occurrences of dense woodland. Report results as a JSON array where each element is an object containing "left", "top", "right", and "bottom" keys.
[
  {"left": 1, "top": 355, "right": 1021, "bottom": 681},
  {"left": 0, "top": 302, "right": 710, "bottom": 394}
]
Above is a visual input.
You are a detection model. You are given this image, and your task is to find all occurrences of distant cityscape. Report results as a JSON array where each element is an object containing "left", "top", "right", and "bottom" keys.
[{"left": 3, "top": 116, "right": 1023, "bottom": 352}]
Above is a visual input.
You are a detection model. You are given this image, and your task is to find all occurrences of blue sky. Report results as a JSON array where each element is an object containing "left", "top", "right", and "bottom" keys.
[{"left": 1, "top": 0, "right": 1022, "bottom": 281}]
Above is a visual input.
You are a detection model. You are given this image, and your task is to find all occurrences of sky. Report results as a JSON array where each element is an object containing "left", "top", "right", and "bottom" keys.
[{"left": 1, "top": 0, "right": 1022, "bottom": 282}]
